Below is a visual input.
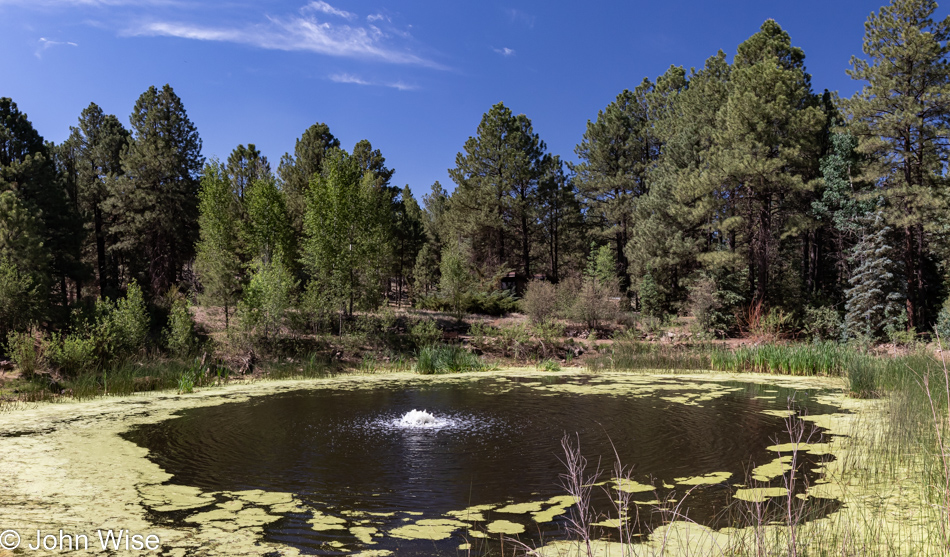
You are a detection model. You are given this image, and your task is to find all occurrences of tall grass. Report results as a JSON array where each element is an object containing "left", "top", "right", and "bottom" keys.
[
  {"left": 414, "top": 344, "right": 488, "bottom": 374},
  {"left": 711, "top": 342, "right": 855, "bottom": 376},
  {"left": 587, "top": 341, "right": 716, "bottom": 372}
]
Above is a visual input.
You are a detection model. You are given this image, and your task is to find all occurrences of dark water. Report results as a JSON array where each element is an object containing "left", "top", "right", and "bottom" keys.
[{"left": 123, "top": 375, "right": 842, "bottom": 555}]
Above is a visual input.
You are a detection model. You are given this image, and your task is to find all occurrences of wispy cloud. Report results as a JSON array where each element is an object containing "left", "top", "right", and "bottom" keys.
[
  {"left": 329, "top": 72, "right": 418, "bottom": 91},
  {"left": 493, "top": 47, "right": 515, "bottom": 57},
  {"left": 35, "top": 36, "right": 78, "bottom": 58},
  {"left": 128, "top": 12, "right": 443, "bottom": 68},
  {"left": 367, "top": 13, "right": 390, "bottom": 23},
  {"left": 505, "top": 8, "right": 535, "bottom": 28},
  {"left": 301, "top": 1, "right": 353, "bottom": 20}
]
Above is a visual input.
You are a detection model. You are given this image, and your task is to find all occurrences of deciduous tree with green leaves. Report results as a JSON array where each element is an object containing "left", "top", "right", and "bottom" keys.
[{"left": 195, "top": 161, "right": 242, "bottom": 329}]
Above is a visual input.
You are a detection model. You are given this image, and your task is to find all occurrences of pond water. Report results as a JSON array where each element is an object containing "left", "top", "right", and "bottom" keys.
[{"left": 123, "top": 374, "right": 844, "bottom": 555}]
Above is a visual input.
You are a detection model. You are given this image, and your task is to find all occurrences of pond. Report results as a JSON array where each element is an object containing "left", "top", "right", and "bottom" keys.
[{"left": 122, "top": 374, "right": 845, "bottom": 556}]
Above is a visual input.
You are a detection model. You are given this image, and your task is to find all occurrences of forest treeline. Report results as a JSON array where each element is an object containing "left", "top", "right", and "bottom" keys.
[{"left": 3, "top": 0, "right": 950, "bottom": 362}]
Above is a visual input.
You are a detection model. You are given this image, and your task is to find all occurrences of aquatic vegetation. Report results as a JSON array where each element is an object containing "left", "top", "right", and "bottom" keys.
[{"left": 414, "top": 344, "right": 488, "bottom": 374}]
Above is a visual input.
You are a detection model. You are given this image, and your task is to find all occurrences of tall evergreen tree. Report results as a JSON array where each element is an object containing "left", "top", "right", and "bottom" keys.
[
  {"left": 414, "top": 181, "right": 449, "bottom": 295},
  {"left": 392, "top": 185, "right": 425, "bottom": 306},
  {"left": 448, "top": 102, "right": 546, "bottom": 279},
  {"left": 1, "top": 97, "right": 83, "bottom": 305},
  {"left": 845, "top": 0, "right": 950, "bottom": 329},
  {"left": 61, "top": 102, "right": 129, "bottom": 296},
  {"left": 574, "top": 79, "right": 659, "bottom": 291},
  {"left": 536, "top": 155, "right": 584, "bottom": 283},
  {"left": 843, "top": 213, "right": 906, "bottom": 340},
  {"left": 0, "top": 190, "right": 50, "bottom": 334},
  {"left": 107, "top": 84, "right": 204, "bottom": 296},
  {"left": 710, "top": 20, "right": 824, "bottom": 303}
]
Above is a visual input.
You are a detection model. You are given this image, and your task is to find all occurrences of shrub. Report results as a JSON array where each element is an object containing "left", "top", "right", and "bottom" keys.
[
  {"left": 410, "top": 318, "right": 441, "bottom": 348},
  {"left": 497, "top": 323, "right": 533, "bottom": 358},
  {"left": 44, "top": 331, "right": 96, "bottom": 376},
  {"left": 165, "top": 298, "right": 198, "bottom": 357},
  {"left": 802, "top": 306, "right": 841, "bottom": 341},
  {"left": 97, "top": 281, "right": 150, "bottom": 359},
  {"left": 569, "top": 279, "right": 616, "bottom": 329},
  {"left": 6, "top": 330, "right": 40, "bottom": 376},
  {"left": 523, "top": 279, "right": 558, "bottom": 324},
  {"left": 468, "top": 321, "right": 496, "bottom": 348}
]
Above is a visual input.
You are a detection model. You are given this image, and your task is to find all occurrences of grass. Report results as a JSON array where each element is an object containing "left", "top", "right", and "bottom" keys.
[
  {"left": 711, "top": 342, "right": 855, "bottom": 376},
  {"left": 414, "top": 344, "right": 489, "bottom": 374}
]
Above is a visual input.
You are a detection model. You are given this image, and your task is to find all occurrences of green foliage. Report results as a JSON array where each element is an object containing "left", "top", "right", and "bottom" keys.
[
  {"left": 586, "top": 244, "right": 619, "bottom": 290},
  {"left": 164, "top": 297, "right": 197, "bottom": 357},
  {"left": 244, "top": 177, "right": 294, "bottom": 265},
  {"left": 44, "top": 331, "right": 96, "bottom": 377},
  {"left": 237, "top": 257, "right": 297, "bottom": 341},
  {"left": 538, "top": 359, "right": 561, "bottom": 372},
  {"left": 278, "top": 122, "right": 340, "bottom": 238},
  {"left": 0, "top": 192, "right": 50, "bottom": 335},
  {"left": 415, "top": 344, "right": 486, "bottom": 374},
  {"left": 466, "top": 288, "right": 520, "bottom": 316},
  {"left": 409, "top": 318, "right": 441, "bottom": 349},
  {"left": 438, "top": 245, "right": 472, "bottom": 319},
  {"left": 448, "top": 102, "right": 547, "bottom": 279},
  {"left": 302, "top": 148, "right": 391, "bottom": 315},
  {"left": 846, "top": 0, "right": 950, "bottom": 328},
  {"left": 937, "top": 298, "right": 950, "bottom": 345},
  {"left": 195, "top": 160, "right": 242, "bottom": 329},
  {"left": 711, "top": 342, "right": 853, "bottom": 376},
  {"left": 103, "top": 281, "right": 150, "bottom": 358},
  {"left": 846, "top": 355, "right": 881, "bottom": 398},
  {"left": 638, "top": 273, "right": 663, "bottom": 319},
  {"left": 802, "top": 306, "right": 842, "bottom": 341},
  {"left": 6, "top": 331, "right": 39, "bottom": 376},
  {"left": 0, "top": 255, "right": 45, "bottom": 338}
]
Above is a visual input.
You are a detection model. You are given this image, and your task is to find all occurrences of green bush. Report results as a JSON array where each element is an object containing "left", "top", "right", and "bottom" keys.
[
  {"left": 410, "top": 318, "right": 442, "bottom": 348},
  {"left": 164, "top": 298, "right": 197, "bottom": 357},
  {"left": 44, "top": 331, "right": 97, "bottom": 376},
  {"left": 97, "top": 282, "right": 150, "bottom": 359},
  {"left": 6, "top": 330, "right": 39, "bottom": 376},
  {"left": 802, "top": 306, "right": 842, "bottom": 341}
]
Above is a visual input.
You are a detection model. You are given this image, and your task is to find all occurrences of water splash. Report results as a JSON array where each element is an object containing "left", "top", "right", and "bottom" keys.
[{"left": 398, "top": 409, "right": 448, "bottom": 428}]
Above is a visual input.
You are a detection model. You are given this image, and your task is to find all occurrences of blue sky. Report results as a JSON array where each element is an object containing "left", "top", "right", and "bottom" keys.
[{"left": 1, "top": 0, "right": 918, "bottom": 197}]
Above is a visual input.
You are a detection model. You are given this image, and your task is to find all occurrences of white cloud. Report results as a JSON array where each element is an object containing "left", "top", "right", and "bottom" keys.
[
  {"left": 329, "top": 72, "right": 370, "bottom": 85},
  {"left": 301, "top": 1, "right": 354, "bottom": 20},
  {"left": 128, "top": 13, "right": 443, "bottom": 68},
  {"left": 493, "top": 47, "right": 515, "bottom": 57},
  {"left": 329, "top": 73, "right": 417, "bottom": 91},
  {"left": 35, "top": 36, "right": 78, "bottom": 58},
  {"left": 366, "top": 13, "right": 389, "bottom": 23}
]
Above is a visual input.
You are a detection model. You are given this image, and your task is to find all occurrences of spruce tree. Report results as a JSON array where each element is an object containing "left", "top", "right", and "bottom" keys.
[{"left": 843, "top": 213, "right": 906, "bottom": 341}]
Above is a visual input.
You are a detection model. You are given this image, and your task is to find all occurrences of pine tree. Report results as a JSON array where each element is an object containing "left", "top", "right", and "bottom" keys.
[
  {"left": 574, "top": 79, "right": 659, "bottom": 291},
  {"left": 845, "top": 0, "right": 950, "bottom": 329},
  {"left": 226, "top": 144, "right": 271, "bottom": 202},
  {"left": 0, "top": 190, "right": 50, "bottom": 335},
  {"left": 536, "top": 155, "right": 585, "bottom": 283},
  {"left": 393, "top": 185, "right": 425, "bottom": 306},
  {"left": 711, "top": 20, "right": 825, "bottom": 303},
  {"left": 107, "top": 85, "right": 204, "bottom": 296},
  {"left": 448, "top": 102, "right": 546, "bottom": 278},
  {"left": 843, "top": 213, "right": 906, "bottom": 341},
  {"left": 1, "top": 97, "right": 83, "bottom": 306},
  {"left": 62, "top": 102, "right": 129, "bottom": 296}
]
